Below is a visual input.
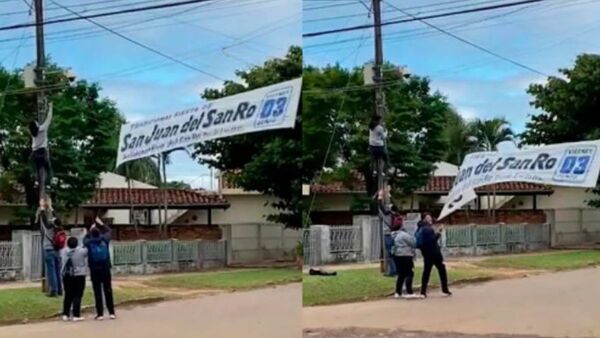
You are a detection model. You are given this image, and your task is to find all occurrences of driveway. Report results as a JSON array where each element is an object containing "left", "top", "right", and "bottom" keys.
[
  {"left": 0, "top": 284, "right": 302, "bottom": 338},
  {"left": 304, "top": 268, "right": 600, "bottom": 337}
]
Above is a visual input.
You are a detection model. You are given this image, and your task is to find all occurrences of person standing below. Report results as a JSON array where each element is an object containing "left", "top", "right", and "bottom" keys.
[
  {"left": 62, "top": 237, "right": 88, "bottom": 322},
  {"left": 391, "top": 217, "right": 420, "bottom": 299},
  {"left": 376, "top": 187, "right": 397, "bottom": 277},
  {"left": 418, "top": 214, "right": 452, "bottom": 298},
  {"left": 38, "top": 205, "right": 64, "bottom": 297},
  {"left": 29, "top": 102, "right": 53, "bottom": 206},
  {"left": 84, "top": 217, "right": 116, "bottom": 320}
]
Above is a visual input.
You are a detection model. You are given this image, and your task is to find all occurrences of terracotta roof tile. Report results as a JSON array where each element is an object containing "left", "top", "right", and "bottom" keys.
[
  {"left": 0, "top": 188, "right": 229, "bottom": 208},
  {"left": 311, "top": 175, "right": 553, "bottom": 195}
]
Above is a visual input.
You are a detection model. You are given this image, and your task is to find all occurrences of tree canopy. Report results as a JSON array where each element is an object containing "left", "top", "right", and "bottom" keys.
[
  {"left": 522, "top": 53, "right": 600, "bottom": 206},
  {"left": 0, "top": 62, "right": 123, "bottom": 224},
  {"left": 303, "top": 63, "right": 449, "bottom": 213},
  {"left": 193, "top": 46, "right": 302, "bottom": 229}
]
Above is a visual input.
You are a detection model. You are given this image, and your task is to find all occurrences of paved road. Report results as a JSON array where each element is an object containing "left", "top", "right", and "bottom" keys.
[
  {"left": 0, "top": 284, "right": 302, "bottom": 338},
  {"left": 304, "top": 268, "right": 600, "bottom": 338},
  {"left": 303, "top": 328, "right": 555, "bottom": 338}
]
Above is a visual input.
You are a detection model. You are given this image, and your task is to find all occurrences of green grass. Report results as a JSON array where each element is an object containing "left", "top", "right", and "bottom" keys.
[
  {"left": 146, "top": 268, "right": 302, "bottom": 290},
  {"left": 477, "top": 250, "right": 600, "bottom": 271},
  {"left": 0, "top": 286, "right": 167, "bottom": 324},
  {"left": 303, "top": 267, "right": 494, "bottom": 306}
]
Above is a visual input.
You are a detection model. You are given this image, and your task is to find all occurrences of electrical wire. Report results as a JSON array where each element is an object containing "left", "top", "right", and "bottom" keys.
[
  {"left": 0, "top": 0, "right": 218, "bottom": 32},
  {"left": 303, "top": 0, "right": 544, "bottom": 37},
  {"left": 383, "top": 0, "right": 548, "bottom": 76},
  {"left": 48, "top": 0, "right": 226, "bottom": 81}
]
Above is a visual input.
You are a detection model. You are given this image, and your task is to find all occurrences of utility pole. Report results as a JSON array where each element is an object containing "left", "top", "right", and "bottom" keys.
[
  {"left": 372, "top": 0, "right": 388, "bottom": 274},
  {"left": 34, "top": 0, "right": 49, "bottom": 293}
]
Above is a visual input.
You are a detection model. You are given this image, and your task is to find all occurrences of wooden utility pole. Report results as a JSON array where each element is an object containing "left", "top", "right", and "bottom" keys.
[
  {"left": 34, "top": 0, "right": 49, "bottom": 293},
  {"left": 372, "top": 0, "right": 388, "bottom": 274}
]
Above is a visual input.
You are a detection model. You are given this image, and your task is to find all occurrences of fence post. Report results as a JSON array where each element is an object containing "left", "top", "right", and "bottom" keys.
[
  {"left": 171, "top": 239, "right": 178, "bottom": 271},
  {"left": 257, "top": 224, "right": 263, "bottom": 262},
  {"left": 472, "top": 224, "right": 478, "bottom": 256},
  {"left": 197, "top": 240, "right": 205, "bottom": 269},
  {"left": 140, "top": 240, "right": 148, "bottom": 275},
  {"left": 219, "top": 225, "right": 233, "bottom": 265},
  {"left": 222, "top": 239, "right": 228, "bottom": 267},
  {"left": 11, "top": 230, "right": 32, "bottom": 281}
]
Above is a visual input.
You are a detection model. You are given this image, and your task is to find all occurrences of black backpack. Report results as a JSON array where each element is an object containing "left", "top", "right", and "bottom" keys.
[{"left": 62, "top": 254, "right": 75, "bottom": 278}]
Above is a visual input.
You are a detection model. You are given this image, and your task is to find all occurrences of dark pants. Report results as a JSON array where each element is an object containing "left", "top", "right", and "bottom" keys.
[
  {"left": 63, "top": 275, "right": 86, "bottom": 317},
  {"left": 421, "top": 252, "right": 450, "bottom": 295},
  {"left": 32, "top": 148, "right": 52, "bottom": 200},
  {"left": 44, "top": 249, "right": 62, "bottom": 295},
  {"left": 90, "top": 267, "right": 115, "bottom": 316},
  {"left": 392, "top": 256, "right": 414, "bottom": 295},
  {"left": 384, "top": 234, "right": 397, "bottom": 276}
]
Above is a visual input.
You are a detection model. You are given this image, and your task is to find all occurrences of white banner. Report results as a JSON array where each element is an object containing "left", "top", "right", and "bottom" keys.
[
  {"left": 438, "top": 139, "right": 600, "bottom": 220},
  {"left": 116, "top": 78, "right": 302, "bottom": 167}
]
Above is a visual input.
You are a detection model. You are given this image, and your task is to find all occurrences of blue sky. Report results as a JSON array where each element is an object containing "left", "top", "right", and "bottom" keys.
[
  {"left": 0, "top": 0, "right": 301, "bottom": 189},
  {"left": 304, "top": 0, "right": 600, "bottom": 133}
]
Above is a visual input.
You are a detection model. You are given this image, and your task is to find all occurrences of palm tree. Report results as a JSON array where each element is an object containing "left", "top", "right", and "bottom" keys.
[
  {"left": 469, "top": 118, "right": 515, "bottom": 222},
  {"left": 469, "top": 118, "right": 515, "bottom": 152},
  {"left": 443, "top": 111, "right": 474, "bottom": 165}
]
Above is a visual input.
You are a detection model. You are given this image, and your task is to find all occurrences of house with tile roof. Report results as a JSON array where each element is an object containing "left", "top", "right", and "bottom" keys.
[{"left": 305, "top": 161, "right": 600, "bottom": 228}]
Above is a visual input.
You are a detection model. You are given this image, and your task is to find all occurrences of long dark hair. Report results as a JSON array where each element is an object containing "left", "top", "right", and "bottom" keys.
[
  {"left": 369, "top": 115, "right": 382, "bottom": 130},
  {"left": 29, "top": 121, "right": 39, "bottom": 137}
]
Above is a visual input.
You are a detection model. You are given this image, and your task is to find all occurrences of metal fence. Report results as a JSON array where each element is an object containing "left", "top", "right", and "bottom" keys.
[
  {"left": 0, "top": 237, "right": 227, "bottom": 281},
  {"left": 329, "top": 226, "right": 362, "bottom": 253},
  {"left": 111, "top": 239, "right": 227, "bottom": 267},
  {"left": 304, "top": 221, "right": 551, "bottom": 266},
  {"left": 445, "top": 223, "right": 550, "bottom": 248},
  {"left": 0, "top": 241, "right": 22, "bottom": 270}
]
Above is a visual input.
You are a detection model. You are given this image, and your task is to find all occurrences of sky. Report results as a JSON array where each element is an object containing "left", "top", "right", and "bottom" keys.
[
  {"left": 0, "top": 0, "right": 302, "bottom": 190},
  {"left": 303, "top": 0, "right": 600, "bottom": 134}
]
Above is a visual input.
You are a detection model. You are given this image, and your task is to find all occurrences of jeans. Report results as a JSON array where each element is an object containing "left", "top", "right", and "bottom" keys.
[
  {"left": 421, "top": 252, "right": 450, "bottom": 295},
  {"left": 392, "top": 256, "right": 414, "bottom": 295},
  {"left": 44, "top": 249, "right": 62, "bottom": 295},
  {"left": 63, "top": 275, "right": 86, "bottom": 317},
  {"left": 90, "top": 266, "right": 115, "bottom": 316},
  {"left": 384, "top": 234, "right": 397, "bottom": 276}
]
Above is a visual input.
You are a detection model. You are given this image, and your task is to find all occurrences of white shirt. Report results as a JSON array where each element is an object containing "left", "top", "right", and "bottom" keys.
[{"left": 32, "top": 104, "right": 52, "bottom": 151}]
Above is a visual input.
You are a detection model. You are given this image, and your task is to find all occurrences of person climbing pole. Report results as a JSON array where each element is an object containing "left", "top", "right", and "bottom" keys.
[
  {"left": 29, "top": 102, "right": 53, "bottom": 207},
  {"left": 368, "top": 114, "right": 387, "bottom": 178}
]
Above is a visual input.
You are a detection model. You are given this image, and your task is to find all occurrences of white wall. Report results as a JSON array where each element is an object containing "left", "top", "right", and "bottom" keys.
[
  {"left": 179, "top": 195, "right": 281, "bottom": 225},
  {"left": 98, "top": 172, "right": 156, "bottom": 189},
  {"left": 504, "top": 187, "right": 596, "bottom": 210}
]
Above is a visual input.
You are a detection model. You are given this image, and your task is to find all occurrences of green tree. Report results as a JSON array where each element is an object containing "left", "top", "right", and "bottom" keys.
[
  {"left": 303, "top": 63, "right": 449, "bottom": 212},
  {"left": 164, "top": 180, "right": 192, "bottom": 189},
  {"left": 193, "top": 46, "right": 302, "bottom": 228},
  {"left": 442, "top": 109, "right": 473, "bottom": 165},
  {"left": 114, "top": 158, "right": 161, "bottom": 186},
  {"left": 470, "top": 117, "right": 514, "bottom": 151},
  {"left": 522, "top": 53, "right": 600, "bottom": 206},
  {"left": 522, "top": 54, "right": 600, "bottom": 144},
  {"left": 0, "top": 62, "right": 123, "bottom": 224}
]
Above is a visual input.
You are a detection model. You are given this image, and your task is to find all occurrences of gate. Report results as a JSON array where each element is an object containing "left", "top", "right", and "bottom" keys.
[{"left": 31, "top": 233, "right": 43, "bottom": 281}]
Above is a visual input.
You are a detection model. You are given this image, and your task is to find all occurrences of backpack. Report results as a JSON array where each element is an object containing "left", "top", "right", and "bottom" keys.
[
  {"left": 89, "top": 239, "right": 110, "bottom": 264},
  {"left": 62, "top": 255, "right": 74, "bottom": 278},
  {"left": 53, "top": 231, "right": 67, "bottom": 251},
  {"left": 415, "top": 227, "right": 424, "bottom": 249}
]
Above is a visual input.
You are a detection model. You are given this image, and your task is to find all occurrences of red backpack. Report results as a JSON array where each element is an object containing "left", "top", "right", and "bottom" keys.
[
  {"left": 53, "top": 231, "right": 67, "bottom": 251},
  {"left": 390, "top": 214, "right": 403, "bottom": 231}
]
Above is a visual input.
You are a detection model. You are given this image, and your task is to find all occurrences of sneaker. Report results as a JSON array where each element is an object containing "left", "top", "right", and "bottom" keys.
[
  {"left": 420, "top": 293, "right": 427, "bottom": 298},
  {"left": 393, "top": 293, "right": 401, "bottom": 299},
  {"left": 72, "top": 317, "right": 85, "bottom": 322},
  {"left": 442, "top": 291, "right": 453, "bottom": 297},
  {"left": 402, "top": 294, "right": 418, "bottom": 299},
  {"left": 109, "top": 314, "right": 116, "bottom": 320},
  {"left": 95, "top": 316, "right": 104, "bottom": 321},
  {"left": 61, "top": 315, "right": 69, "bottom": 322},
  {"left": 47, "top": 293, "right": 58, "bottom": 298}
]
